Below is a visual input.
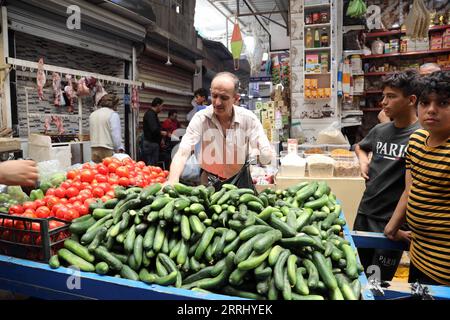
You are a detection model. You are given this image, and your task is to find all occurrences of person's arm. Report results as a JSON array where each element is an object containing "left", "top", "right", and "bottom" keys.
[
  {"left": 166, "top": 115, "right": 202, "bottom": 185},
  {"left": 109, "top": 112, "right": 124, "bottom": 152},
  {"left": 355, "top": 144, "right": 370, "bottom": 180},
  {"left": 355, "top": 128, "right": 375, "bottom": 180},
  {"left": 384, "top": 169, "right": 413, "bottom": 243},
  {"left": 0, "top": 160, "right": 39, "bottom": 186}
]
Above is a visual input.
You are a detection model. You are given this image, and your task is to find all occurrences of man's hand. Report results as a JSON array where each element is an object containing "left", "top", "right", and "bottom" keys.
[
  {"left": 360, "top": 159, "right": 370, "bottom": 180},
  {"left": 0, "top": 160, "right": 39, "bottom": 187},
  {"left": 384, "top": 223, "right": 411, "bottom": 244}
]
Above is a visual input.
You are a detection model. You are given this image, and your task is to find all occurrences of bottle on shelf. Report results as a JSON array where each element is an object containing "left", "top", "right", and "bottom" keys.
[
  {"left": 314, "top": 29, "right": 320, "bottom": 48},
  {"left": 321, "top": 28, "right": 329, "bottom": 47},
  {"left": 306, "top": 28, "right": 313, "bottom": 48}
]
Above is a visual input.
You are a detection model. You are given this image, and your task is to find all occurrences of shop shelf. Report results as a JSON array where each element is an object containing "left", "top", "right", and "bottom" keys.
[
  {"left": 305, "top": 46, "right": 331, "bottom": 51},
  {"left": 365, "top": 25, "right": 450, "bottom": 38},
  {"left": 304, "top": 22, "right": 331, "bottom": 28},
  {"left": 304, "top": 2, "right": 331, "bottom": 10},
  {"left": 362, "top": 48, "right": 450, "bottom": 59}
]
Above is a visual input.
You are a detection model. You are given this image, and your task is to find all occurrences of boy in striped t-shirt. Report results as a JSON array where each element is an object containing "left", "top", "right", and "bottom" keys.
[{"left": 385, "top": 71, "right": 450, "bottom": 285}]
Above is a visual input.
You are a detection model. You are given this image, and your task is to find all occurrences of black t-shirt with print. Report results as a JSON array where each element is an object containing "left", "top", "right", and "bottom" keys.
[{"left": 356, "top": 121, "right": 421, "bottom": 222}]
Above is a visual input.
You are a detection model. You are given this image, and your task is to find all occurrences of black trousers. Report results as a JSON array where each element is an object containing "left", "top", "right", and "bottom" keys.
[
  {"left": 142, "top": 140, "right": 159, "bottom": 166},
  {"left": 353, "top": 214, "right": 404, "bottom": 281}
]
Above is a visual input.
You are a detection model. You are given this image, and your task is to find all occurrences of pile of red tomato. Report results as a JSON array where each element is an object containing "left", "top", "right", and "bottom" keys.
[{"left": 6, "top": 157, "right": 169, "bottom": 222}]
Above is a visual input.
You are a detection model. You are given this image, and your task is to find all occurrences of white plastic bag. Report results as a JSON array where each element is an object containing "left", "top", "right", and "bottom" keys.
[
  {"left": 180, "top": 153, "right": 201, "bottom": 182},
  {"left": 316, "top": 121, "right": 348, "bottom": 144}
]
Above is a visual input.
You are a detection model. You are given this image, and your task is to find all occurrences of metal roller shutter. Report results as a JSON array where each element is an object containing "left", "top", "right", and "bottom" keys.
[{"left": 137, "top": 55, "right": 194, "bottom": 128}]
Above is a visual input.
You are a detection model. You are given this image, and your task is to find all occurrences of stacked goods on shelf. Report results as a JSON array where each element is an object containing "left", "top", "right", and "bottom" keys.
[
  {"left": 257, "top": 85, "right": 290, "bottom": 143},
  {"left": 50, "top": 181, "right": 364, "bottom": 300}
]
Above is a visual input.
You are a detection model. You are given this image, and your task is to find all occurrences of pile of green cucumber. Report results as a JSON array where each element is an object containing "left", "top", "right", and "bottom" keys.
[{"left": 49, "top": 181, "right": 363, "bottom": 300}]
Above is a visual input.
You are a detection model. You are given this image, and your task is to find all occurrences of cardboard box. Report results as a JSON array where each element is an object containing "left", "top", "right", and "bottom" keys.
[{"left": 431, "top": 33, "right": 443, "bottom": 50}]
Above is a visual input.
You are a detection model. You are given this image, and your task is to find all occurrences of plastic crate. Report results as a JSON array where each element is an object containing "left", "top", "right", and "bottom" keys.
[{"left": 0, "top": 213, "right": 70, "bottom": 262}]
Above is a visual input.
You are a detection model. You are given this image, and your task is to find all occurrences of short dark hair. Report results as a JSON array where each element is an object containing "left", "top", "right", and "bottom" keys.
[
  {"left": 194, "top": 88, "right": 208, "bottom": 99},
  {"left": 417, "top": 71, "right": 450, "bottom": 102},
  {"left": 151, "top": 97, "right": 163, "bottom": 107},
  {"left": 168, "top": 110, "right": 177, "bottom": 117},
  {"left": 381, "top": 69, "right": 420, "bottom": 98}
]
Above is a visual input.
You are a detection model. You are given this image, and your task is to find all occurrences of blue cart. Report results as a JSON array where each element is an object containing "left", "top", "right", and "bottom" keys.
[
  {"left": 350, "top": 230, "right": 450, "bottom": 300},
  {"left": 0, "top": 211, "right": 374, "bottom": 300}
]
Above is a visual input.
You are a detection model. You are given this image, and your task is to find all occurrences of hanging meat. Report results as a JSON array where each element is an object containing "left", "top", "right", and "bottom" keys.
[
  {"left": 94, "top": 81, "right": 108, "bottom": 108},
  {"left": 52, "top": 72, "right": 61, "bottom": 107},
  {"left": 44, "top": 117, "right": 50, "bottom": 134},
  {"left": 131, "top": 85, "right": 140, "bottom": 110},
  {"left": 36, "top": 58, "right": 46, "bottom": 101},
  {"left": 51, "top": 115, "right": 65, "bottom": 135},
  {"left": 404, "top": 0, "right": 430, "bottom": 39},
  {"left": 77, "top": 77, "right": 90, "bottom": 97},
  {"left": 64, "top": 75, "right": 76, "bottom": 113}
]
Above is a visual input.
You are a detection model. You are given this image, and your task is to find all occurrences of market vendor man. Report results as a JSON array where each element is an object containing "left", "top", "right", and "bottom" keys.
[{"left": 166, "top": 72, "right": 275, "bottom": 186}]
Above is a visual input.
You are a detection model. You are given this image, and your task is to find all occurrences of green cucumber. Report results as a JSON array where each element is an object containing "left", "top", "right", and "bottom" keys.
[
  {"left": 64, "top": 239, "right": 95, "bottom": 263},
  {"left": 58, "top": 248, "right": 95, "bottom": 272}
]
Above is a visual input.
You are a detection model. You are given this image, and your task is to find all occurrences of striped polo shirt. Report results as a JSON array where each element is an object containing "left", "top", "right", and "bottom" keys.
[{"left": 405, "top": 129, "right": 450, "bottom": 285}]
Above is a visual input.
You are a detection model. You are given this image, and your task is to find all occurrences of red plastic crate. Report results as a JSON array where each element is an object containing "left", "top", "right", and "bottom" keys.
[{"left": 0, "top": 213, "right": 70, "bottom": 262}]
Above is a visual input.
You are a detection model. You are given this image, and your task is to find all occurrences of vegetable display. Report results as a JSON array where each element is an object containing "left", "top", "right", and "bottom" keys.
[{"left": 51, "top": 180, "right": 364, "bottom": 300}]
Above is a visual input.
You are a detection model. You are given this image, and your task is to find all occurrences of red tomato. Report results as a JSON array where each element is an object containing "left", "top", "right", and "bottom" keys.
[
  {"left": 128, "top": 177, "right": 136, "bottom": 186},
  {"left": 79, "top": 204, "right": 89, "bottom": 216},
  {"left": 82, "top": 163, "right": 92, "bottom": 170},
  {"left": 136, "top": 161, "right": 146, "bottom": 169},
  {"left": 49, "top": 221, "right": 60, "bottom": 230},
  {"left": 106, "top": 191, "right": 115, "bottom": 198},
  {"left": 79, "top": 189, "right": 93, "bottom": 198},
  {"left": 102, "top": 157, "right": 114, "bottom": 167},
  {"left": 59, "top": 198, "right": 68, "bottom": 204},
  {"left": 96, "top": 164, "right": 109, "bottom": 175},
  {"left": 81, "top": 182, "right": 91, "bottom": 189},
  {"left": 31, "top": 222, "right": 41, "bottom": 232},
  {"left": 108, "top": 176, "right": 119, "bottom": 185},
  {"left": 66, "top": 170, "right": 78, "bottom": 180},
  {"left": 80, "top": 169, "right": 94, "bottom": 183},
  {"left": 46, "top": 188, "right": 56, "bottom": 196},
  {"left": 153, "top": 166, "right": 162, "bottom": 174},
  {"left": 21, "top": 234, "right": 31, "bottom": 244},
  {"left": 35, "top": 206, "right": 51, "bottom": 218},
  {"left": 60, "top": 181, "right": 71, "bottom": 189},
  {"left": 96, "top": 182, "right": 111, "bottom": 193},
  {"left": 65, "top": 187, "right": 79, "bottom": 198},
  {"left": 55, "top": 206, "right": 68, "bottom": 219},
  {"left": 9, "top": 205, "right": 24, "bottom": 215},
  {"left": 64, "top": 209, "right": 79, "bottom": 221},
  {"left": 95, "top": 174, "right": 108, "bottom": 183},
  {"left": 71, "top": 181, "right": 83, "bottom": 190},
  {"left": 118, "top": 177, "right": 130, "bottom": 187},
  {"left": 46, "top": 196, "right": 60, "bottom": 209},
  {"left": 68, "top": 196, "right": 79, "bottom": 204},
  {"left": 33, "top": 199, "right": 46, "bottom": 208},
  {"left": 163, "top": 170, "right": 169, "bottom": 177},
  {"left": 22, "top": 212, "right": 36, "bottom": 219},
  {"left": 51, "top": 203, "right": 64, "bottom": 215},
  {"left": 54, "top": 187, "right": 66, "bottom": 198},
  {"left": 22, "top": 201, "right": 37, "bottom": 211},
  {"left": 155, "top": 177, "right": 165, "bottom": 183},
  {"left": 100, "top": 195, "right": 111, "bottom": 203},
  {"left": 107, "top": 163, "right": 119, "bottom": 173},
  {"left": 116, "top": 166, "right": 130, "bottom": 178},
  {"left": 92, "top": 187, "right": 105, "bottom": 198}
]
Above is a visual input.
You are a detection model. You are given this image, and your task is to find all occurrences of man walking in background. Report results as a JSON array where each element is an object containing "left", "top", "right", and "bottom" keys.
[{"left": 89, "top": 94, "right": 124, "bottom": 163}]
